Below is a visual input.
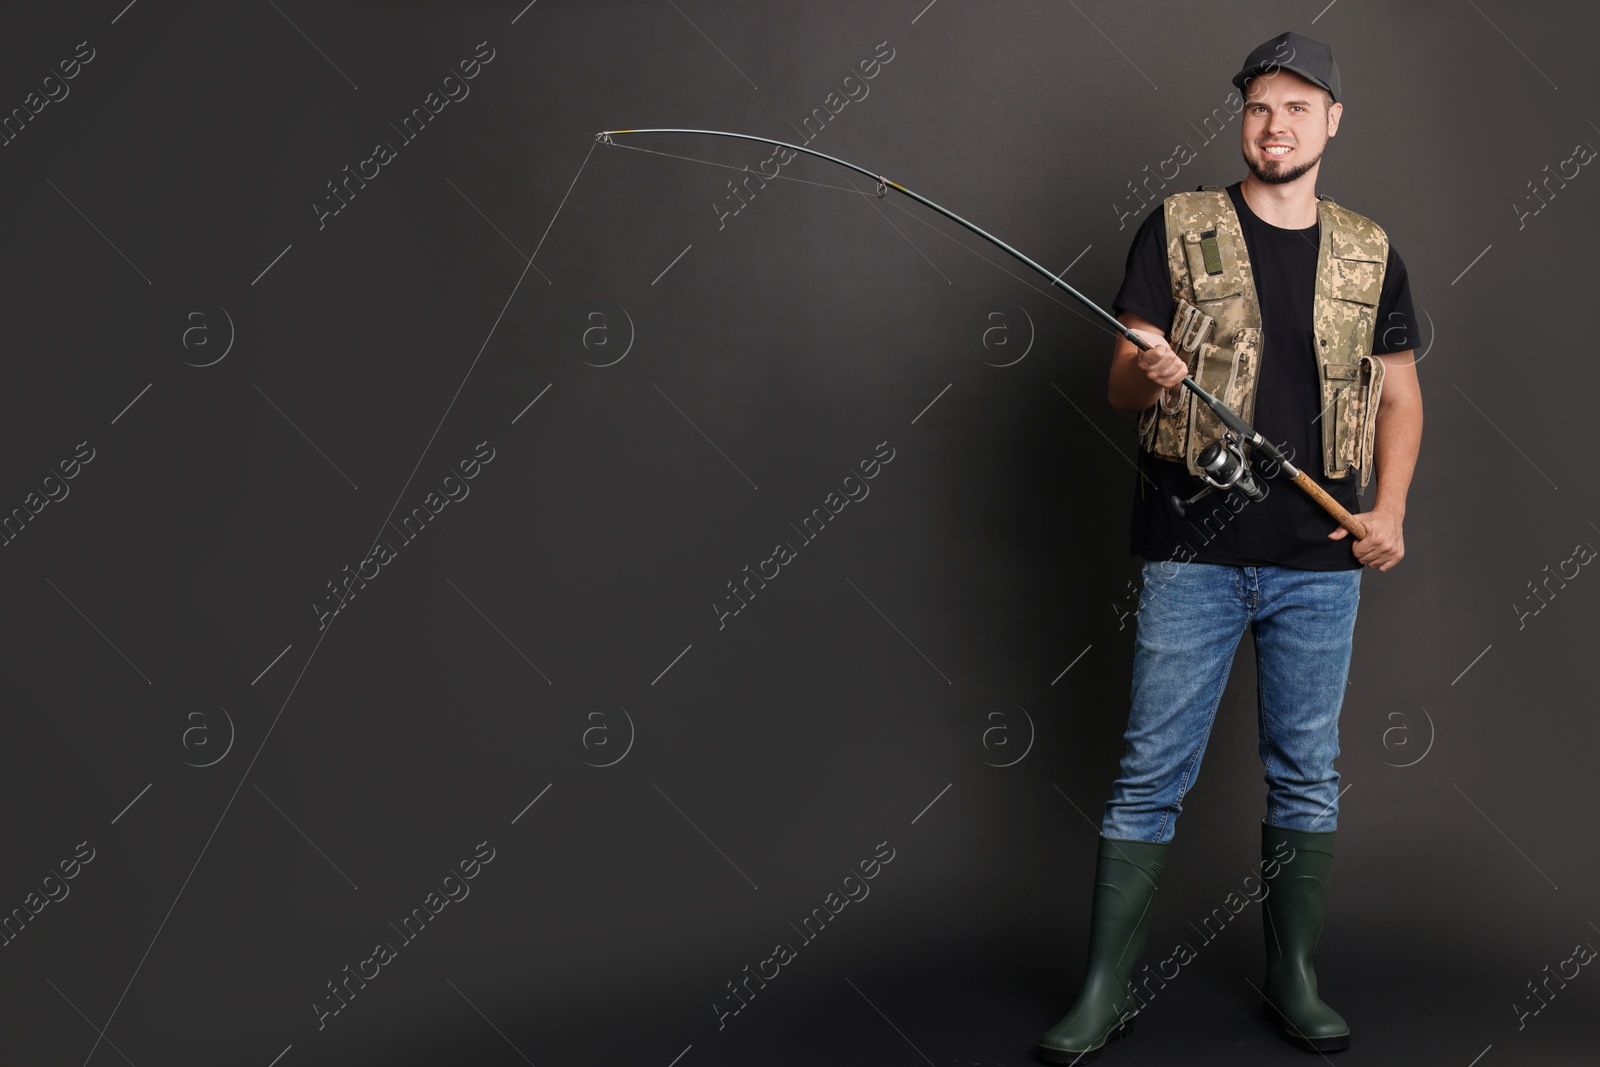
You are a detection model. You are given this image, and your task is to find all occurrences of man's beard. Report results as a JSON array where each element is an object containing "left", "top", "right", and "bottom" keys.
[{"left": 1245, "top": 144, "right": 1323, "bottom": 185}]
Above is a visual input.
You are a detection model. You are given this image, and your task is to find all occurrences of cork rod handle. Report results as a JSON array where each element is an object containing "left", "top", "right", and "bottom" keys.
[{"left": 1290, "top": 471, "right": 1367, "bottom": 540}]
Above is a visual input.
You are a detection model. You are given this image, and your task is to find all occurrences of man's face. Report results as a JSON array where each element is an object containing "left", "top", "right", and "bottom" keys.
[{"left": 1239, "top": 69, "right": 1342, "bottom": 185}]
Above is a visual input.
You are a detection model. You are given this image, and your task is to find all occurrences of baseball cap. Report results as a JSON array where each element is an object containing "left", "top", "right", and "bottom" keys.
[{"left": 1231, "top": 31, "right": 1341, "bottom": 102}]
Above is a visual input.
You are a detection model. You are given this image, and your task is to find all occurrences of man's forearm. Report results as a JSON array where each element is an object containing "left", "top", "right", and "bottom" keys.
[
  {"left": 1109, "top": 354, "right": 1165, "bottom": 416},
  {"left": 1108, "top": 312, "right": 1175, "bottom": 416},
  {"left": 1370, "top": 395, "right": 1422, "bottom": 516}
]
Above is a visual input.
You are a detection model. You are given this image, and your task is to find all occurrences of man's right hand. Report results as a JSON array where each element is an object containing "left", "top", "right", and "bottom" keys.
[
  {"left": 1129, "top": 329, "right": 1189, "bottom": 389},
  {"left": 1108, "top": 312, "right": 1190, "bottom": 416}
]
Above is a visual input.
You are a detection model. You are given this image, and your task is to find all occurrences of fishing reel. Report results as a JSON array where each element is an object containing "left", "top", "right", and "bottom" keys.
[{"left": 1169, "top": 431, "right": 1267, "bottom": 516}]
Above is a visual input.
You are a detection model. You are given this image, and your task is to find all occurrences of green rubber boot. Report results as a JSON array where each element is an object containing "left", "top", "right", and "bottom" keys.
[
  {"left": 1260, "top": 820, "right": 1350, "bottom": 1052},
  {"left": 1037, "top": 835, "right": 1169, "bottom": 1064}
]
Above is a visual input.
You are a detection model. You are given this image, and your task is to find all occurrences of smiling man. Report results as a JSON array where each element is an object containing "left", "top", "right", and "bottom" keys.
[{"left": 1037, "top": 31, "right": 1423, "bottom": 1062}]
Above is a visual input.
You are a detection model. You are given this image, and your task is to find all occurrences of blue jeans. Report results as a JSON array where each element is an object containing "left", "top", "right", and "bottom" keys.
[{"left": 1100, "top": 561, "right": 1362, "bottom": 844}]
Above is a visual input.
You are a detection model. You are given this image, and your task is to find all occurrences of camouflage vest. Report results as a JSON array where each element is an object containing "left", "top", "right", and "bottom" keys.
[{"left": 1136, "top": 187, "right": 1388, "bottom": 489}]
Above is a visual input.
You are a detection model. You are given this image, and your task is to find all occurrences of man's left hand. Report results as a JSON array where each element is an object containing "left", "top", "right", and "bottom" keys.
[{"left": 1328, "top": 507, "right": 1404, "bottom": 571}]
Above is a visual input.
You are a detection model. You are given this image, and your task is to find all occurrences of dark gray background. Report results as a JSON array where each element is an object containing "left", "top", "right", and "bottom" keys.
[{"left": 1, "top": 1, "right": 1594, "bottom": 1064}]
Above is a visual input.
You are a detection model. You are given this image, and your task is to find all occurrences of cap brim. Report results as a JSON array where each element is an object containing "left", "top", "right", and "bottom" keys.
[{"left": 1232, "top": 63, "right": 1336, "bottom": 101}]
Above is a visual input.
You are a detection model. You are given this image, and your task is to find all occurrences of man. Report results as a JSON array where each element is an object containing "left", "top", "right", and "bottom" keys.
[{"left": 1037, "top": 31, "right": 1422, "bottom": 1062}]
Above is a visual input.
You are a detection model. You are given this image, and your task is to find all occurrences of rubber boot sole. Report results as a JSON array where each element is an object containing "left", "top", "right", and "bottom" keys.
[
  {"left": 1259, "top": 999, "right": 1350, "bottom": 1053},
  {"left": 1036, "top": 1012, "right": 1137, "bottom": 1064}
]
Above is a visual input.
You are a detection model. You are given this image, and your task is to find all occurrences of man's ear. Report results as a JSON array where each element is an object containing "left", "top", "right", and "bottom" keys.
[{"left": 1327, "top": 101, "right": 1343, "bottom": 137}]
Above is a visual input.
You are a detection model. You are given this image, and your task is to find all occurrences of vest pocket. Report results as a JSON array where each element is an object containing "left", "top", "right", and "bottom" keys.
[
  {"left": 1183, "top": 231, "right": 1242, "bottom": 303},
  {"left": 1356, "top": 355, "right": 1386, "bottom": 490},
  {"left": 1140, "top": 298, "right": 1208, "bottom": 462},
  {"left": 1327, "top": 357, "right": 1385, "bottom": 485},
  {"left": 1186, "top": 340, "right": 1247, "bottom": 473},
  {"left": 1225, "top": 328, "right": 1261, "bottom": 428},
  {"left": 1142, "top": 385, "right": 1190, "bottom": 462},
  {"left": 1328, "top": 231, "right": 1383, "bottom": 306},
  {"left": 1325, "top": 362, "right": 1358, "bottom": 477}
]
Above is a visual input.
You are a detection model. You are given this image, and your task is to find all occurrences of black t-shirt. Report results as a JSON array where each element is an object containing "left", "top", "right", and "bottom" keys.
[{"left": 1113, "top": 182, "right": 1417, "bottom": 570}]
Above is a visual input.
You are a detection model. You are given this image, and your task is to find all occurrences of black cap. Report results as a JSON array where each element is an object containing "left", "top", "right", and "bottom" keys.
[{"left": 1231, "top": 31, "right": 1341, "bottom": 103}]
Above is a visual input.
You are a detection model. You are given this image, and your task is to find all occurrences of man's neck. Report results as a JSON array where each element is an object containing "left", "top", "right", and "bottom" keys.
[{"left": 1240, "top": 173, "right": 1320, "bottom": 229}]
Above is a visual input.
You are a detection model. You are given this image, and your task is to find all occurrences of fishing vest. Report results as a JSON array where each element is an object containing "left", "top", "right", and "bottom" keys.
[{"left": 1136, "top": 186, "right": 1388, "bottom": 489}]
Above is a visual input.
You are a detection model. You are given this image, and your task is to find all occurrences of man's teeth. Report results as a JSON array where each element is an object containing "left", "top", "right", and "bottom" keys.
[{"left": 1263, "top": 146, "right": 1292, "bottom": 155}]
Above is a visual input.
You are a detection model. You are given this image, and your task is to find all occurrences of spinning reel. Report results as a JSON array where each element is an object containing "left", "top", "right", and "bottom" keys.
[{"left": 1169, "top": 431, "right": 1267, "bottom": 516}]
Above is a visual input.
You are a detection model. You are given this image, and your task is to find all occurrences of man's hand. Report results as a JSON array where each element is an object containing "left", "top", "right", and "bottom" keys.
[
  {"left": 1328, "top": 506, "right": 1404, "bottom": 571},
  {"left": 1129, "top": 328, "right": 1188, "bottom": 389}
]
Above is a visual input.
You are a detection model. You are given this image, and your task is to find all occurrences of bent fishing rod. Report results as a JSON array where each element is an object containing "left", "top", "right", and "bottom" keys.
[{"left": 596, "top": 128, "right": 1368, "bottom": 540}]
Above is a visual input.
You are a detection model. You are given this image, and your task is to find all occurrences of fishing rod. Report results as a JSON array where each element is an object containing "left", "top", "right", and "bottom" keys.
[{"left": 596, "top": 128, "right": 1368, "bottom": 540}]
